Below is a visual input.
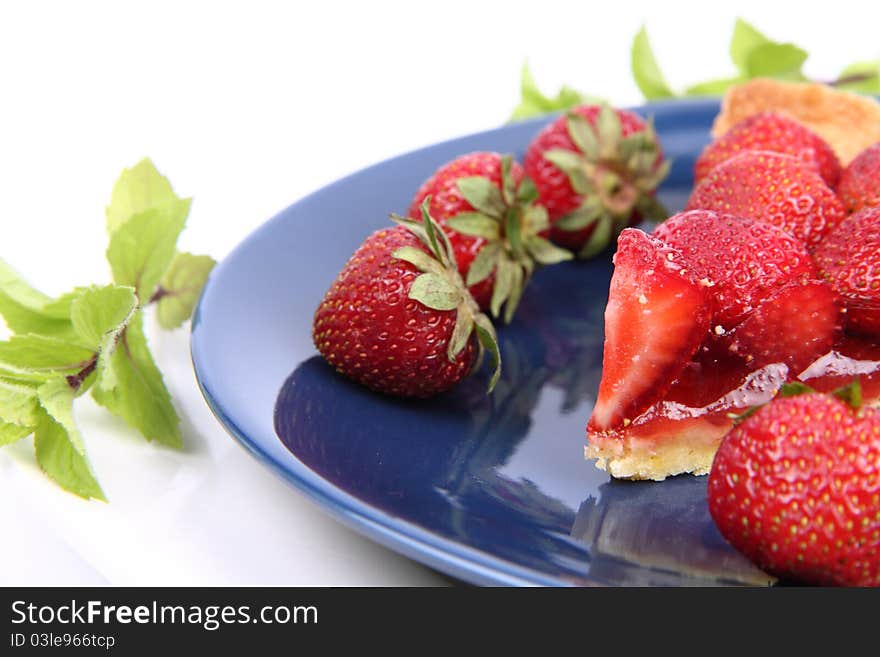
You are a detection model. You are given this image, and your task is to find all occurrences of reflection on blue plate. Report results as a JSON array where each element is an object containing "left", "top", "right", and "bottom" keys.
[{"left": 191, "top": 99, "right": 772, "bottom": 586}]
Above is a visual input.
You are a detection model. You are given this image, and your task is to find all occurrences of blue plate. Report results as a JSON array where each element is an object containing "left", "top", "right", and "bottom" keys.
[{"left": 191, "top": 98, "right": 773, "bottom": 586}]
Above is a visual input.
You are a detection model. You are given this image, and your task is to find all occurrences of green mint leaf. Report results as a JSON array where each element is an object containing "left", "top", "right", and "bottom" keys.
[
  {"left": 631, "top": 26, "right": 675, "bottom": 100},
  {"left": 92, "top": 311, "right": 181, "bottom": 448},
  {"left": 155, "top": 252, "right": 216, "bottom": 330},
  {"left": 745, "top": 42, "right": 808, "bottom": 79},
  {"left": 0, "top": 335, "right": 94, "bottom": 382},
  {"left": 37, "top": 378, "right": 86, "bottom": 450},
  {"left": 106, "top": 158, "right": 190, "bottom": 234},
  {"left": 684, "top": 76, "right": 746, "bottom": 97},
  {"left": 69, "top": 285, "right": 137, "bottom": 393},
  {"left": 0, "top": 257, "right": 53, "bottom": 309},
  {"left": 70, "top": 285, "right": 138, "bottom": 351},
  {"left": 729, "top": 18, "right": 771, "bottom": 74},
  {"left": 0, "top": 420, "right": 33, "bottom": 446},
  {"left": 508, "top": 61, "right": 590, "bottom": 122},
  {"left": 33, "top": 400, "right": 105, "bottom": 501},
  {"left": 36, "top": 377, "right": 104, "bottom": 499},
  {"left": 0, "top": 258, "right": 75, "bottom": 338},
  {"left": 834, "top": 61, "right": 880, "bottom": 93},
  {"left": 0, "top": 377, "right": 39, "bottom": 427},
  {"left": 106, "top": 205, "right": 189, "bottom": 301}
]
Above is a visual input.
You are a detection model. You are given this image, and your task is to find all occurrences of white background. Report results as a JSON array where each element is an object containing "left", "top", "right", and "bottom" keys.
[{"left": 0, "top": 1, "right": 875, "bottom": 585}]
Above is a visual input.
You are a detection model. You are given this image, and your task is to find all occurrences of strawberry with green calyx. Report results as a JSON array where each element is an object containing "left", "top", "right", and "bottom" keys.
[
  {"left": 409, "top": 152, "right": 571, "bottom": 323},
  {"left": 524, "top": 104, "right": 670, "bottom": 258},
  {"left": 314, "top": 200, "right": 501, "bottom": 398},
  {"left": 709, "top": 380, "right": 880, "bottom": 586}
]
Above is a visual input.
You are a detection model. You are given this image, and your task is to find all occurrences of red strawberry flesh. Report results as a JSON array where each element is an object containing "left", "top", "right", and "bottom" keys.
[
  {"left": 726, "top": 280, "right": 843, "bottom": 374},
  {"left": 589, "top": 229, "right": 712, "bottom": 431},
  {"left": 652, "top": 210, "right": 817, "bottom": 329}
]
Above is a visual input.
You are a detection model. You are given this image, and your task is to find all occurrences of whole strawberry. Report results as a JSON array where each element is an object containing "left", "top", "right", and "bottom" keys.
[
  {"left": 814, "top": 206, "right": 880, "bottom": 337},
  {"left": 313, "top": 203, "right": 500, "bottom": 398},
  {"left": 653, "top": 210, "right": 818, "bottom": 328},
  {"left": 708, "top": 385, "right": 880, "bottom": 586},
  {"left": 686, "top": 151, "right": 846, "bottom": 250},
  {"left": 524, "top": 104, "right": 669, "bottom": 258},
  {"left": 409, "top": 152, "right": 570, "bottom": 322},
  {"left": 694, "top": 112, "right": 841, "bottom": 188},
  {"left": 837, "top": 142, "right": 880, "bottom": 213}
]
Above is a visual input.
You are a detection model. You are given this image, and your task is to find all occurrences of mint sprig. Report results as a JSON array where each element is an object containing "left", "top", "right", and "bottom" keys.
[
  {"left": 510, "top": 18, "right": 880, "bottom": 120},
  {"left": 0, "top": 158, "right": 216, "bottom": 499},
  {"left": 634, "top": 19, "right": 875, "bottom": 100},
  {"left": 508, "top": 62, "right": 601, "bottom": 122}
]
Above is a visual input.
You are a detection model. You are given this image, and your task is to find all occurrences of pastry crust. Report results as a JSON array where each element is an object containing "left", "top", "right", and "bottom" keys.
[
  {"left": 712, "top": 79, "right": 880, "bottom": 165},
  {"left": 586, "top": 398, "right": 880, "bottom": 481},
  {"left": 585, "top": 420, "right": 728, "bottom": 481}
]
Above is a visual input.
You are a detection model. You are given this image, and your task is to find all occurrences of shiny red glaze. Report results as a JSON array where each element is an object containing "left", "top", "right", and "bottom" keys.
[
  {"left": 653, "top": 210, "right": 817, "bottom": 328},
  {"left": 685, "top": 151, "right": 847, "bottom": 250},
  {"left": 595, "top": 335, "right": 880, "bottom": 447},
  {"left": 814, "top": 206, "right": 880, "bottom": 338},
  {"left": 589, "top": 229, "right": 712, "bottom": 431},
  {"left": 726, "top": 279, "right": 844, "bottom": 373}
]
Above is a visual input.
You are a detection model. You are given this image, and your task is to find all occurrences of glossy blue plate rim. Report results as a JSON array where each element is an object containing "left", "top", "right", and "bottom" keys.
[{"left": 191, "top": 98, "right": 724, "bottom": 587}]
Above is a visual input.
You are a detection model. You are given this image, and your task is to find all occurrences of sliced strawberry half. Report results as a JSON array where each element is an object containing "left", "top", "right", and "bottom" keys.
[
  {"left": 726, "top": 280, "right": 843, "bottom": 376},
  {"left": 589, "top": 229, "right": 713, "bottom": 431}
]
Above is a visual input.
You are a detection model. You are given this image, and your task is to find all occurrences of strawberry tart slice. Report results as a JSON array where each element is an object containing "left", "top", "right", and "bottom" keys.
[{"left": 585, "top": 210, "right": 880, "bottom": 481}]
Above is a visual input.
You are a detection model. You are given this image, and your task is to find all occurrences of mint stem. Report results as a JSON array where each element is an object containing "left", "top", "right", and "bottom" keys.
[
  {"left": 149, "top": 286, "right": 168, "bottom": 304},
  {"left": 65, "top": 354, "right": 98, "bottom": 391},
  {"left": 826, "top": 71, "right": 879, "bottom": 87}
]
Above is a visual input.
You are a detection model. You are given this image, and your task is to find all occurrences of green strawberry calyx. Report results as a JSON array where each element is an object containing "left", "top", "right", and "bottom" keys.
[
  {"left": 446, "top": 155, "right": 572, "bottom": 323},
  {"left": 545, "top": 104, "right": 671, "bottom": 259},
  {"left": 391, "top": 199, "right": 502, "bottom": 393}
]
